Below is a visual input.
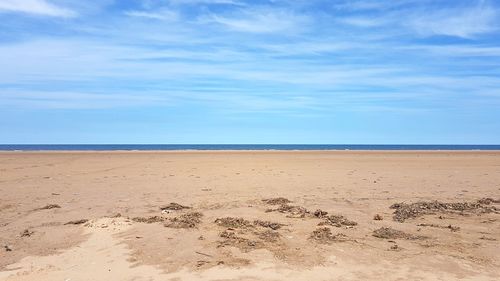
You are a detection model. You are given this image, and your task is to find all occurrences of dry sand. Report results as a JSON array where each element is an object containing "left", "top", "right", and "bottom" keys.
[{"left": 0, "top": 150, "right": 499, "bottom": 280}]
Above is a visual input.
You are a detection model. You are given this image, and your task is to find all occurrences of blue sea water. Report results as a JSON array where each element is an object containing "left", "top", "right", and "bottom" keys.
[{"left": 0, "top": 144, "right": 499, "bottom": 151}]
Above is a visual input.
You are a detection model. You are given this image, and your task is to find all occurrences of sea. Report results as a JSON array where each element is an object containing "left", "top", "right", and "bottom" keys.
[{"left": 0, "top": 144, "right": 499, "bottom": 151}]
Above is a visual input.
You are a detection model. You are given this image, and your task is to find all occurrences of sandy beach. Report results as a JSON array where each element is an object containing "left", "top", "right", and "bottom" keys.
[{"left": 0, "top": 150, "right": 499, "bottom": 280}]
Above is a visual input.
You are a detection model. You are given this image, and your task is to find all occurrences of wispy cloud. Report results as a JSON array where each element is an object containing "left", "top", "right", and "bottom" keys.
[
  {"left": 0, "top": 90, "right": 172, "bottom": 109},
  {"left": 124, "top": 9, "right": 179, "bottom": 21},
  {"left": 400, "top": 44, "right": 500, "bottom": 57},
  {"left": 407, "top": 2, "right": 498, "bottom": 38},
  {"left": 337, "top": 16, "right": 387, "bottom": 28},
  {"left": 0, "top": 0, "right": 76, "bottom": 17},
  {"left": 334, "top": 1, "right": 498, "bottom": 38},
  {"left": 206, "top": 7, "right": 308, "bottom": 33},
  {"left": 332, "top": 0, "right": 420, "bottom": 11},
  {"left": 168, "top": 0, "right": 244, "bottom": 5}
]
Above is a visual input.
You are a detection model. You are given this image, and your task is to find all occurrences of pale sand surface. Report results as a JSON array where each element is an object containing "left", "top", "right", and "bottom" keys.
[{"left": 0, "top": 151, "right": 499, "bottom": 280}]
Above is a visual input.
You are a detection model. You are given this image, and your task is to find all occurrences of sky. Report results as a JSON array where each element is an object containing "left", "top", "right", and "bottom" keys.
[{"left": 0, "top": 0, "right": 499, "bottom": 144}]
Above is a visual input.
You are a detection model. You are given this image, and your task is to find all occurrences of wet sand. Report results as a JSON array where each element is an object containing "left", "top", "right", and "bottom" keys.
[{"left": 0, "top": 150, "right": 499, "bottom": 280}]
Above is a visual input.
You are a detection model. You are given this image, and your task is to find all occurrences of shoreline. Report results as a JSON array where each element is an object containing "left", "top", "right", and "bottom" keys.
[{"left": 2, "top": 149, "right": 500, "bottom": 153}]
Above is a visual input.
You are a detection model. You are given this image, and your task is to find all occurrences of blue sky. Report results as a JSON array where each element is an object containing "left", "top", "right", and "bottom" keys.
[{"left": 0, "top": 0, "right": 499, "bottom": 144}]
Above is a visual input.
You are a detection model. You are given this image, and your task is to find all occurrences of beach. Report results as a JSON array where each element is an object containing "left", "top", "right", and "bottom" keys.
[{"left": 0, "top": 150, "right": 499, "bottom": 280}]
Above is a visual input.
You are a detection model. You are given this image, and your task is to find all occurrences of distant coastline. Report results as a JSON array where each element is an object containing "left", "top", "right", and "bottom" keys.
[{"left": 1, "top": 144, "right": 500, "bottom": 151}]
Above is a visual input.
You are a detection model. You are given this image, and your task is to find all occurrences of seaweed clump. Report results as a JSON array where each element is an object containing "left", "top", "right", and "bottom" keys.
[
  {"left": 64, "top": 219, "right": 88, "bottom": 225},
  {"left": 266, "top": 204, "right": 310, "bottom": 218},
  {"left": 218, "top": 230, "right": 263, "bottom": 252},
  {"left": 165, "top": 212, "right": 203, "bottom": 228},
  {"left": 262, "top": 197, "right": 292, "bottom": 205},
  {"left": 160, "top": 202, "right": 191, "bottom": 211},
  {"left": 319, "top": 215, "right": 357, "bottom": 228},
  {"left": 215, "top": 217, "right": 253, "bottom": 228},
  {"left": 309, "top": 227, "right": 348, "bottom": 243},
  {"left": 35, "top": 204, "right": 61, "bottom": 211},
  {"left": 390, "top": 198, "right": 499, "bottom": 222},
  {"left": 132, "top": 216, "right": 165, "bottom": 224},
  {"left": 253, "top": 220, "right": 284, "bottom": 230},
  {"left": 372, "top": 227, "right": 425, "bottom": 240}
]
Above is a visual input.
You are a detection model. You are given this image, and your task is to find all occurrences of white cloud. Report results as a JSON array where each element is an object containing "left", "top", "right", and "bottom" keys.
[
  {"left": 207, "top": 8, "right": 308, "bottom": 33},
  {"left": 0, "top": 0, "right": 76, "bottom": 17},
  {"left": 169, "top": 0, "right": 246, "bottom": 6},
  {"left": 337, "top": 16, "right": 386, "bottom": 27},
  {"left": 168, "top": 0, "right": 243, "bottom": 5},
  {"left": 408, "top": 3, "right": 498, "bottom": 38},
  {"left": 125, "top": 9, "right": 179, "bottom": 21},
  {"left": 333, "top": 0, "right": 420, "bottom": 11},
  {"left": 334, "top": 1, "right": 498, "bottom": 38},
  {"left": 401, "top": 44, "right": 500, "bottom": 57},
  {"left": 0, "top": 90, "right": 172, "bottom": 109}
]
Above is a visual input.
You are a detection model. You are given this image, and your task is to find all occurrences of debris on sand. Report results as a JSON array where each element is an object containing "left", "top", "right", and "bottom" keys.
[
  {"left": 217, "top": 218, "right": 283, "bottom": 252},
  {"left": 20, "top": 229, "right": 34, "bottom": 237},
  {"left": 36, "top": 204, "right": 61, "bottom": 210},
  {"left": 266, "top": 204, "right": 310, "bottom": 218},
  {"left": 479, "top": 236, "right": 497, "bottom": 241},
  {"left": 257, "top": 230, "right": 281, "bottom": 242},
  {"left": 313, "top": 209, "right": 328, "bottom": 218},
  {"left": 481, "top": 218, "right": 497, "bottom": 224},
  {"left": 132, "top": 216, "right": 165, "bottom": 224},
  {"left": 309, "top": 227, "right": 348, "bottom": 243},
  {"left": 195, "top": 251, "right": 213, "bottom": 258},
  {"left": 319, "top": 215, "right": 357, "bottom": 228},
  {"left": 64, "top": 219, "right": 89, "bottom": 225},
  {"left": 160, "top": 202, "right": 191, "bottom": 211},
  {"left": 215, "top": 217, "right": 284, "bottom": 230},
  {"left": 215, "top": 217, "right": 253, "bottom": 228},
  {"left": 253, "top": 220, "right": 284, "bottom": 230},
  {"left": 262, "top": 197, "right": 292, "bottom": 205},
  {"left": 389, "top": 244, "right": 401, "bottom": 251},
  {"left": 196, "top": 260, "right": 210, "bottom": 268},
  {"left": 218, "top": 230, "right": 263, "bottom": 251},
  {"left": 417, "top": 223, "right": 460, "bottom": 232},
  {"left": 477, "top": 198, "right": 500, "bottom": 205},
  {"left": 390, "top": 198, "right": 499, "bottom": 222},
  {"left": 372, "top": 227, "right": 425, "bottom": 240},
  {"left": 165, "top": 212, "right": 203, "bottom": 228},
  {"left": 4, "top": 245, "right": 12, "bottom": 252},
  {"left": 373, "top": 214, "right": 383, "bottom": 220}
]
